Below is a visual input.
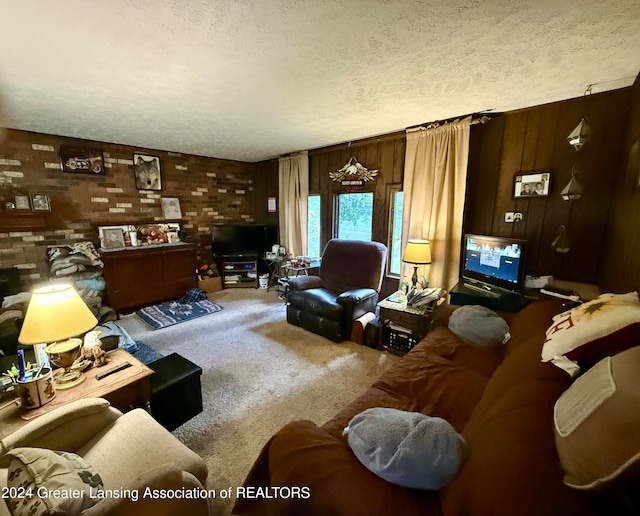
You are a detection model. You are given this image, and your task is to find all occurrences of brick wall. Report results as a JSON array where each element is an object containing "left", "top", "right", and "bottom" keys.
[{"left": 0, "top": 129, "right": 256, "bottom": 289}]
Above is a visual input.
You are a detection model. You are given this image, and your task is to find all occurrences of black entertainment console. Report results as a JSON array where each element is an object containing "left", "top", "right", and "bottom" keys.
[{"left": 449, "top": 282, "right": 529, "bottom": 313}]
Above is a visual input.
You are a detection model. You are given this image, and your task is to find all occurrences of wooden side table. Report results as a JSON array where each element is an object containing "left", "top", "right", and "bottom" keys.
[
  {"left": 377, "top": 294, "right": 441, "bottom": 354},
  {"left": 0, "top": 348, "right": 153, "bottom": 437}
]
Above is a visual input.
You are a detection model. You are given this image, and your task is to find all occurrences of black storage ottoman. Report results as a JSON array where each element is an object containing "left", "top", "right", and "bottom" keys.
[{"left": 149, "top": 353, "right": 203, "bottom": 431}]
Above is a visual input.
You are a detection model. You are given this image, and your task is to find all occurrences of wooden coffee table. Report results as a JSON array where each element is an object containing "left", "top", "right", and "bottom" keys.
[{"left": 0, "top": 348, "right": 153, "bottom": 437}]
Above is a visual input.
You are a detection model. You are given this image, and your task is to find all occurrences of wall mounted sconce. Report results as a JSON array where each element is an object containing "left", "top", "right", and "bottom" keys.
[
  {"left": 567, "top": 118, "right": 591, "bottom": 151},
  {"left": 560, "top": 167, "right": 584, "bottom": 201}
]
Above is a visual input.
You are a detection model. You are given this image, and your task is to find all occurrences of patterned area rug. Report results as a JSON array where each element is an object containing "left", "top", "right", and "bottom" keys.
[{"left": 136, "top": 299, "right": 223, "bottom": 330}]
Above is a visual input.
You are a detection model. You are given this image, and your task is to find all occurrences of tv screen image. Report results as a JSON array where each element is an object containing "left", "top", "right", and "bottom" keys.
[{"left": 462, "top": 234, "right": 526, "bottom": 293}]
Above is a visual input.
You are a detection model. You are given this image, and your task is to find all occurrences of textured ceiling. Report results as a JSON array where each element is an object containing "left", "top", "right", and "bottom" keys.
[{"left": 0, "top": 0, "right": 638, "bottom": 163}]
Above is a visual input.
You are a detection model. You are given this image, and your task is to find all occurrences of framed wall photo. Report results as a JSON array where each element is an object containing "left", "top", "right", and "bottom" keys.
[
  {"left": 98, "top": 226, "right": 127, "bottom": 249},
  {"left": 133, "top": 153, "right": 161, "bottom": 191},
  {"left": 161, "top": 197, "right": 182, "bottom": 219},
  {"left": 14, "top": 194, "right": 30, "bottom": 210},
  {"left": 30, "top": 193, "right": 51, "bottom": 211},
  {"left": 513, "top": 171, "right": 551, "bottom": 198},
  {"left": 60, "top": 147, "right": 105, "bottom": 174}
]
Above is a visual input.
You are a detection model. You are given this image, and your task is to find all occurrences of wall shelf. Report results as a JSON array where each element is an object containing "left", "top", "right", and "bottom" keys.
[{"left": 0, "top": 211, "right": 51, "bottom": 232}]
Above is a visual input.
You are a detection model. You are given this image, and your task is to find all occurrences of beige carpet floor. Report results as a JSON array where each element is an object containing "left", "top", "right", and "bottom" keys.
[{"left": 117, "top": 288, "right": 399, "bottom": 514}]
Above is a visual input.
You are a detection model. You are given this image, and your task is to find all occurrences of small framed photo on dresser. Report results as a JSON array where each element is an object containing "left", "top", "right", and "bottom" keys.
[
  {"left": 14, "top": 194, "right": 30, "bottom": 210},
  {"left": 100, "top": 228, "right": 126, "bottom": 249},
  {"left": 30, "top": 193, "right": 51, "bottom": 211}
]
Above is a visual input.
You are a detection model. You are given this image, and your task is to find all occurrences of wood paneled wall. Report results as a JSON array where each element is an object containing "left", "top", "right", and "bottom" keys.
[
  {"left": 256, "top": 85, "right": 638, "bottom": 296},
  {"left": 598, "top": 75, "right": 640, "bottom": 293},
  {"left": 464, "top": 88, "right": 632, "bottom": 285},
  {"left": 252, "top": 159, "right": 278, "bottom": 230}
]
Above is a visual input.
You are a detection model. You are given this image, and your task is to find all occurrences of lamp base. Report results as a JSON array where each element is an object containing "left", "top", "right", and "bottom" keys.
[{"left": 52, "top": 369, "right": 85, "bottom": 390}]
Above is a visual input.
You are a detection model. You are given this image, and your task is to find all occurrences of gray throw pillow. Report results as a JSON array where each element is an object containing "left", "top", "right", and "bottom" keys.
[
  {"left": 344, "top": 407, "right": 466, "bottom": 490},
  {"left": 448, "top": 305, "right": 510, "bottom": 351}
]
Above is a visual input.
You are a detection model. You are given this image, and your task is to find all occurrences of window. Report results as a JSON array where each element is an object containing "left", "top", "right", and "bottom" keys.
[
  {"left": 307, "top": 195, "right": 321, "bottom": 257},
  {"left": 336, "top": 192, "right": 373, "bottom": 241},
  {"left": 388, "top": 189, "right": 404, "bottom": 276}
]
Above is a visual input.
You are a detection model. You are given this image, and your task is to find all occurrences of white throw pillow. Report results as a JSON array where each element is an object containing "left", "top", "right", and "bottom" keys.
[{"left": 541, "top": 292, "right": 640, "bottom": 375}]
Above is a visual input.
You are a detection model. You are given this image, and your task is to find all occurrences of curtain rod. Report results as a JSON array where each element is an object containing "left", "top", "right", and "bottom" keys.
[
  {"left": 279, "top": 150, "right": 308, "bottom": 159},
  {"left": 406, "top": 114, "right": 491, "bottom": 132},
  {"left": 301, "top": 115, "right": 492, "bottom": 158}
]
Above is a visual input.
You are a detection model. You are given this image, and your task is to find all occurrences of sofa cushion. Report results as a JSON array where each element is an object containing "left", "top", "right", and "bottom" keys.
[
  {"left": 418, "top": 326, "right": 503, "bottom": 378},
  {"left": 344, "top": 407, "right": 466, "bottom": 489},
  {"left": 5, "top": 447, "right": 103, "bottom": 515},
  {"left": 440, "top": 301, "right": 599, "bottom": 516},
  {"left": 554, "top": 345, "right": 640, "bottom": 492},
  {"left": 448, "top": 305, "right": 510, "bottom": 352},
  {"left": 239, "top": 419, "right": 440, "bottom": 516},
  {"left": 541, "top": 292, "right": 640, "bottom": 374}
]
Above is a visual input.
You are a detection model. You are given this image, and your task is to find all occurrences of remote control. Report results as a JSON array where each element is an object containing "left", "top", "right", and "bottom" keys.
[
  {"left": 96, "top": 362, "right": 132, "bottom": 380},
  {"left": 542, "top": 285, "right": 576, "bottom": 297}
]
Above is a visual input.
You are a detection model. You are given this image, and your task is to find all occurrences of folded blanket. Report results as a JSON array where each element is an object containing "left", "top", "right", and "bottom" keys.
[
  {"left": 94, "top": 321, "right": 138, "bottom": 354},
  {"left": 0, "top": 310, "right": 22, "bottom": 324},
  {"left": 48, "top": 242, "right": 104, "bottom": 277},
  {"left": 1, "top": 292, "right": 30, "bottom": 309},
  {"left": 47, "top": 241, "right": 103, "bottom": 268},
  {"left": 73, "top": 277, "right": 106, "bottom": 298}
]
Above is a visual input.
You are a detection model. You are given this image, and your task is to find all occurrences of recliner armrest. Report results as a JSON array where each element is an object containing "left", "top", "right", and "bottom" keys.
[
  {"left": 337, "top": 288, "right": 378, "bottom": 305},
  {"left": 82, "top": 464, "right": 211, "bottom": 516},
  {"left": 288, "top": 275, "right": 324, "bottom": 291}
]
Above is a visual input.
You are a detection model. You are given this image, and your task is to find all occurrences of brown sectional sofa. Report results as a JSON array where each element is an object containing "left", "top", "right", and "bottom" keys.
[{"left": 234, "top": 299, "right": 616, "bottom": 515}]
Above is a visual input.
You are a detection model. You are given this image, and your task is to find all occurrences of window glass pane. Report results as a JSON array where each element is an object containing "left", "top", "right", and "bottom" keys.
[
  {"left": 337, "top": 192, "right": 373, "bottom": 241},
  {"left": 389, "top": 190, "right": 404, "bottom": 275},
  {"left": 307, "top": 195, "right": 321, "bottom": 257}
]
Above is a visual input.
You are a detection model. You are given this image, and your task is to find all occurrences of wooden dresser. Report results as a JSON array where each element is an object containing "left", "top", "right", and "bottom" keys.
[{"left": 102, "top": 243, "right": 198, "bottom": 313}]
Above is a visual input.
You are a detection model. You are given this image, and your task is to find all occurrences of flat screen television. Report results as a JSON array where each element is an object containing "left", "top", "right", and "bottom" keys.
[
  {"left": 461, "top": 234, "right": 526, "bottom": 295},
  {"left": 211, "top": 224, "right": 275, "bottom": 258}
]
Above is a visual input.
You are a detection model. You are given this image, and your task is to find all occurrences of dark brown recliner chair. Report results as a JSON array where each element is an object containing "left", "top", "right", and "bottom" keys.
[{"left": 286, "top": 239, "right": 387, "bottom": 342}]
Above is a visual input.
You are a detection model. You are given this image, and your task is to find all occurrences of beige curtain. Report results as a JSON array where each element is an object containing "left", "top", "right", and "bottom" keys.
[
  {"left": 402, "top": 117, "right": 471, "bottom": 290},
  {"left": 278, "top": 151, "right": 309, "bottom": 257}
]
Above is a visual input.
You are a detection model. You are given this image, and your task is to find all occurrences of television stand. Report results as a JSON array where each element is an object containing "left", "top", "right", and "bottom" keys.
[
  {"left": 220, "top": 257, "right": 258, "bottom": 288},
  {"left": 450, "top": 282, "right": 528, "bottom": 313},
  {"left": 462, "top": 281, "right": 501, "bottom": 297}
]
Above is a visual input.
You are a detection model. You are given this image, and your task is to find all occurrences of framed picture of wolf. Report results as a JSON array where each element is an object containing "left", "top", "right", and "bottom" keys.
[{"left": 133, "top": 153, "right": 162, "bottom": 191}]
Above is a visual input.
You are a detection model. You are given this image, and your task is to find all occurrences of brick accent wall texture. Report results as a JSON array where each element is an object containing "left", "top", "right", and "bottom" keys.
[{"left": 0, "top": 129, "right": 256, "bottom": 289}]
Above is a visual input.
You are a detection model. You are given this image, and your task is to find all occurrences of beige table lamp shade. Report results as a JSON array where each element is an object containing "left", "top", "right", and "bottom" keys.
[
  {"left": 19, "top": 284, "right": 98, "bottom": 345},
  {"left": 402, "top": 240, "right": 432, "bottom": 264},
  {"left": 402, "top": 240, "right": 432, "bottom": 289}
]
